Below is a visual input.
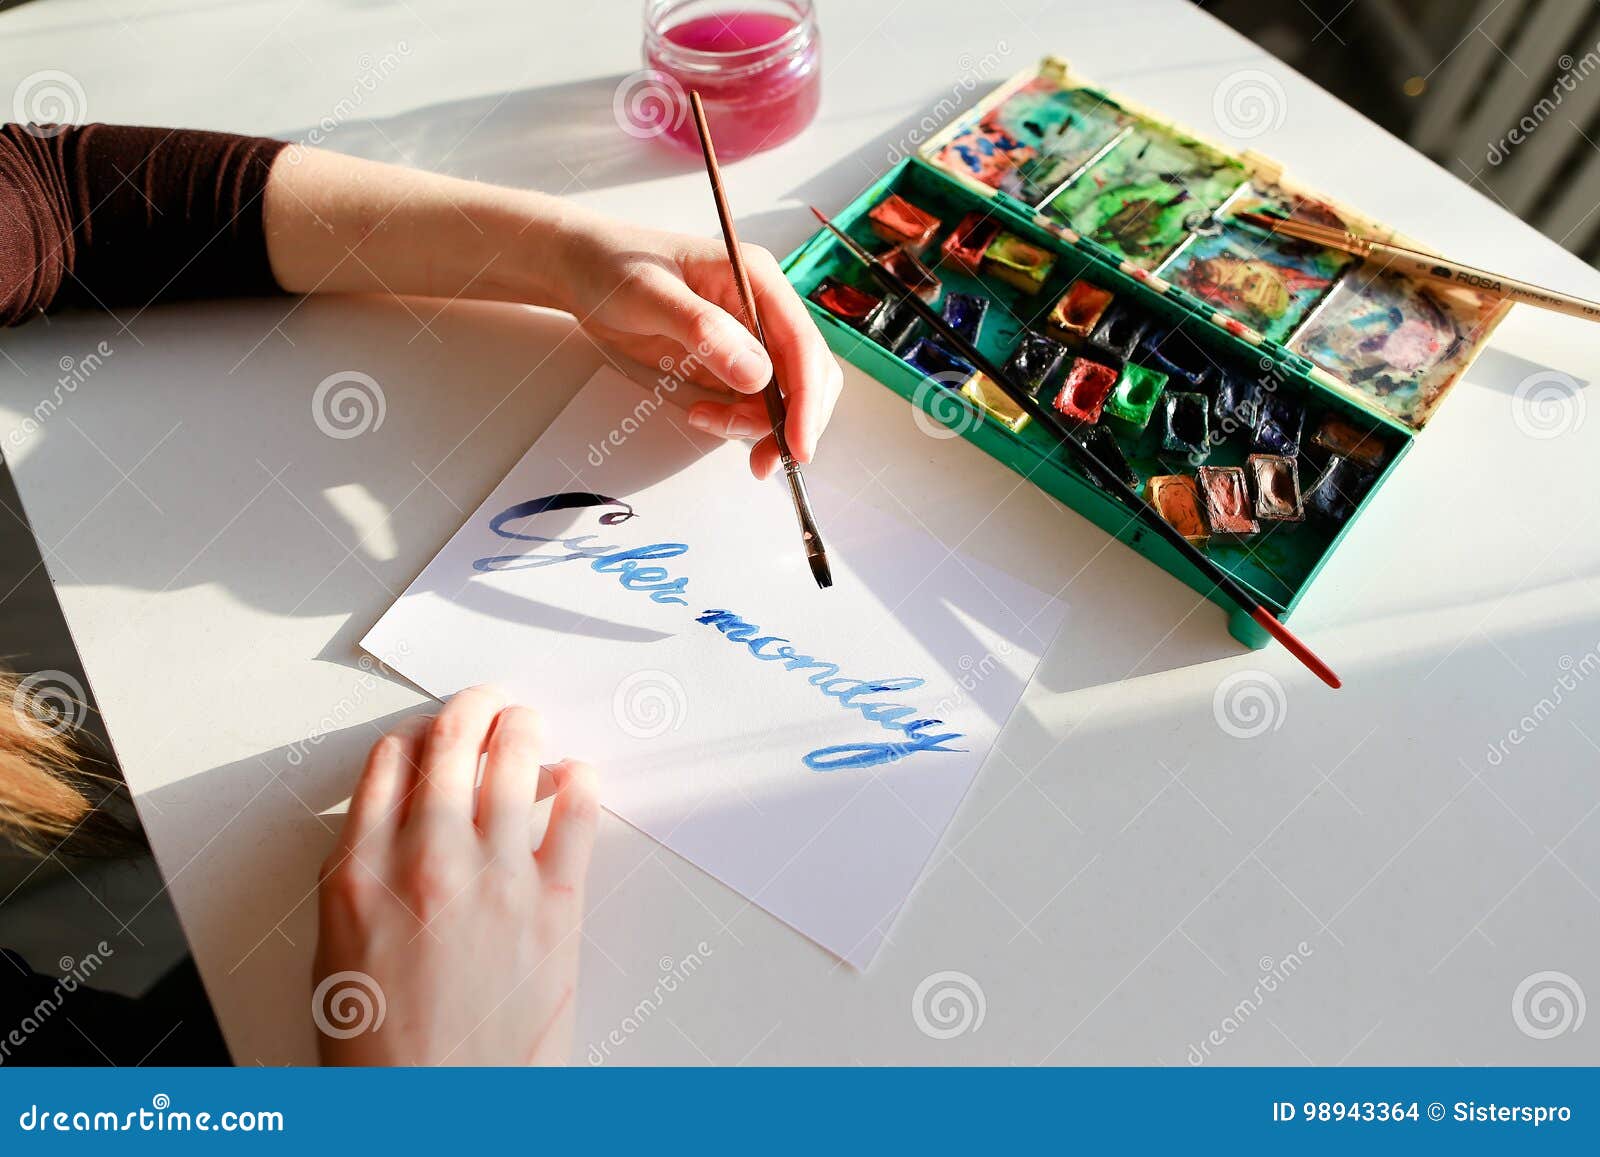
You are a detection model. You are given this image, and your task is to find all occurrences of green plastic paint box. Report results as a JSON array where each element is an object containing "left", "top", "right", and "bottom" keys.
[{"left": 783, "top": 57, "right": 1509, "bottom": 649}]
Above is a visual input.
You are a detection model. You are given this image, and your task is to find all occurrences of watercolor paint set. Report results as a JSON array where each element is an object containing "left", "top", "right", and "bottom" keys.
[{"left": 783, "top": 57, "right": 1509, "bottom": 648}]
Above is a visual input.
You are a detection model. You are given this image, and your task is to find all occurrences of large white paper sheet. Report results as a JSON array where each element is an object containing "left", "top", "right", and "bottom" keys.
[{"left": 362, "top": 368, "right": 1066, "bottom": 966}]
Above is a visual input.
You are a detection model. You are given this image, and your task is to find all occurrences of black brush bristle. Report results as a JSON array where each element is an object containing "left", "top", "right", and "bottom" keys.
[{"left": 809, "top": 551, "right": 833, "bottom": 589}]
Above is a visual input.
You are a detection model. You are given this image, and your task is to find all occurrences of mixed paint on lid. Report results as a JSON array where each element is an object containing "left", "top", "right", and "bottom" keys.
[{"left": 924, "top": 58, "right": 1508, "bottom": 432}]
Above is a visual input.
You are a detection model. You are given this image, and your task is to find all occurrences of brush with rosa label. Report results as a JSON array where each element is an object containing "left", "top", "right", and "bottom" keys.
[{"left": 1233, "top": 210, "right": 1600, "bottom": 323}]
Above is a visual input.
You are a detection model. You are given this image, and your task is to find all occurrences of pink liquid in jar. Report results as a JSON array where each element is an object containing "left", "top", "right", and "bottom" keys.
[{"left": 641, "top": 0, "right": 821, "bottom": 159}]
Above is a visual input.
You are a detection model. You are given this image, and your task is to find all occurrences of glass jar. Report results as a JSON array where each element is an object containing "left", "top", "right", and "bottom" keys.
[{"left": 641, "top": 0, "right": 821, "bottom": 159}]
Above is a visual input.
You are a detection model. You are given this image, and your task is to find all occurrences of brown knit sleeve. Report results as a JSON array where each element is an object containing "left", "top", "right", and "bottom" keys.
[{"left": 0, "top": 124, "right": 289, "bottom": 326}]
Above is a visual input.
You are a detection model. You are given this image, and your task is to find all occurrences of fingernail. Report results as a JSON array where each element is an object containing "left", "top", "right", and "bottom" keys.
[
  {"left": 727, "top": 348, "right": 769, "bottom": 391},
  {"left": 687, "top": 409, "right": 712, "bottom": 432}
]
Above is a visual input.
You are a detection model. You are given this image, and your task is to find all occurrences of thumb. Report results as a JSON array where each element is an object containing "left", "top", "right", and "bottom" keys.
[{"left": 628, "top": 273, "right": 772, "bottom": 393}]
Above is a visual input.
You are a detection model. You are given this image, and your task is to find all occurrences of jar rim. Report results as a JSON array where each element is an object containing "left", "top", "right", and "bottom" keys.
[{"left": 644, "top": 0, "right": 816, "bottom": 73}]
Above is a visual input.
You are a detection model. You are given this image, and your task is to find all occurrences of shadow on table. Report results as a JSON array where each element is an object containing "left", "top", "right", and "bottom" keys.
[
  {"left": 281, "top": 74, "right": 703, "bottom": 196},
  {"left": 136, "top": 705, "right": 422, "bottom": 1064},
  {"left": 1457, "top": 344, "right": 1590, "bottom": 396},
  {"left": 283, "top": 75, "right": 967, "bottom": 258}
]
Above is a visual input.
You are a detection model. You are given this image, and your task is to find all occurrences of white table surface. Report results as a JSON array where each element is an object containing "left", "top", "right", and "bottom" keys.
[{"left": 3, "top": 0, "right": 1598, "bottom": 1065}]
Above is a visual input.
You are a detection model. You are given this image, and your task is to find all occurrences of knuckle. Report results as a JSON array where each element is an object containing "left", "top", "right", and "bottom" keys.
[
  {"left": 620, "top": 264, "right": 664, "bottom": 301},
  {"left": 687, "top": 310, "right": 730, "bottom": 354},
  {"left": 320, "top": 857, "right": 375, "bottom": 913},
  {"left": 400, "top": 845, "right": 463, "bottom": 910},
  {"left": 426, "top": 710, "right": 471, "bottom": 750}
]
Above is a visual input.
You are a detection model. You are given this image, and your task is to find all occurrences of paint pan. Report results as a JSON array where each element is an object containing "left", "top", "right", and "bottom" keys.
[
  {"left": 983, "top": 231, "right": 1056, "bottom": 295},
  {"left": 1146, "top": 474, "right": 1209, "bottom": 544},
  {"left": 940, "top": 211, "right": 1002, "bottom": 274},
  {"left": 960, "top": 371, "right": 1030, "bottom": 432},
  {"left": 808, "top": 276, "right": 884, "bottom": 330},
  {"left": 867, "top": 297, "right": 923, "bottom": 354},
  {"left": 1046, "top": 279, "right": 1115, "bottom": 342},
  {"left": 1161, "top": 391, "right": 1209, "bottom": 454},
  {"left": 1138, "top": 326, "right": 1212, "bottom": 389},
  {"left": 868, "top": 193, "right": 943, "bottom": 254},
  {"left": 1247, "top": 453, "right": 1303, "bottom": 522},
  {"left": 1005, "top": 330, "right": 1070, "bottom": 395},
  {"left": 1087, "top": 301, "right": 1150, "bottom": 363},
  {"left": 1212, "top": 370, "right": 1263, "bottom": 438},
  {"left": 1197, "top": 465, "right": 1258, "bottom": 536},
  {"left": 879, "top": 246, "right": 942, "bottom": 302},
  {"left": 1309, "top": 413, "right": 1387, "bottom": 470},
  {"left": 941, "top": 292, "right": 990, "bottom": 344},
  {"left": 903, "top": 336, "right": 975, "bottom": 382},
  {"left": 1303, "top": 455, "right": 1375, "bottom": 524},
  {"left": 1052, "top": 356, "right": 1119, "bottom": 422},
  {"left": 1102, "top": 361, "right": 1167, "bottom": 430},
  {"left": 1253, "top": 392, "right": 1304, "bottom": 457},
  {"left": 1080, "top": 423, "right": 1139, "bottom": 490}
]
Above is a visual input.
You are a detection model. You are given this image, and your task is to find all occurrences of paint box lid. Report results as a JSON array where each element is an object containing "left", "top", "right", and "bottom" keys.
[{"left": 917, "top": 56, "right": 1510, "bottom": 433}]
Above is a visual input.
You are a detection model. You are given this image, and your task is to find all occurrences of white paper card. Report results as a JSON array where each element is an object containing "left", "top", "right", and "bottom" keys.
[{"left": 362, "top": 368, "right": 1066, "bottom": 966}]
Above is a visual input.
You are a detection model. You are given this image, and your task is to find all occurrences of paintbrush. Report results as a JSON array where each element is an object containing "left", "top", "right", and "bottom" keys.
[
  {"left": 1233, "top": 210, "right": 1600, "bottom": 324},
  {"left": 688, "top": 92, "right": 831, "bottom": 589},
  {"left": 808, "top": 205, "right": 1341, "bottom": 689}
]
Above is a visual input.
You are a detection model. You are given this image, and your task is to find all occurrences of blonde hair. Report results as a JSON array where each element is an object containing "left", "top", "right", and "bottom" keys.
[{"left": 0, "top": 669, "right": 142, "bottom": 858}]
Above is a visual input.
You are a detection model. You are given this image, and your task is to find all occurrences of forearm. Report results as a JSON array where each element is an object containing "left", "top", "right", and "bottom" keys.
[{"left": 262, "top": 146, "right": 594, "bottom": 313}]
